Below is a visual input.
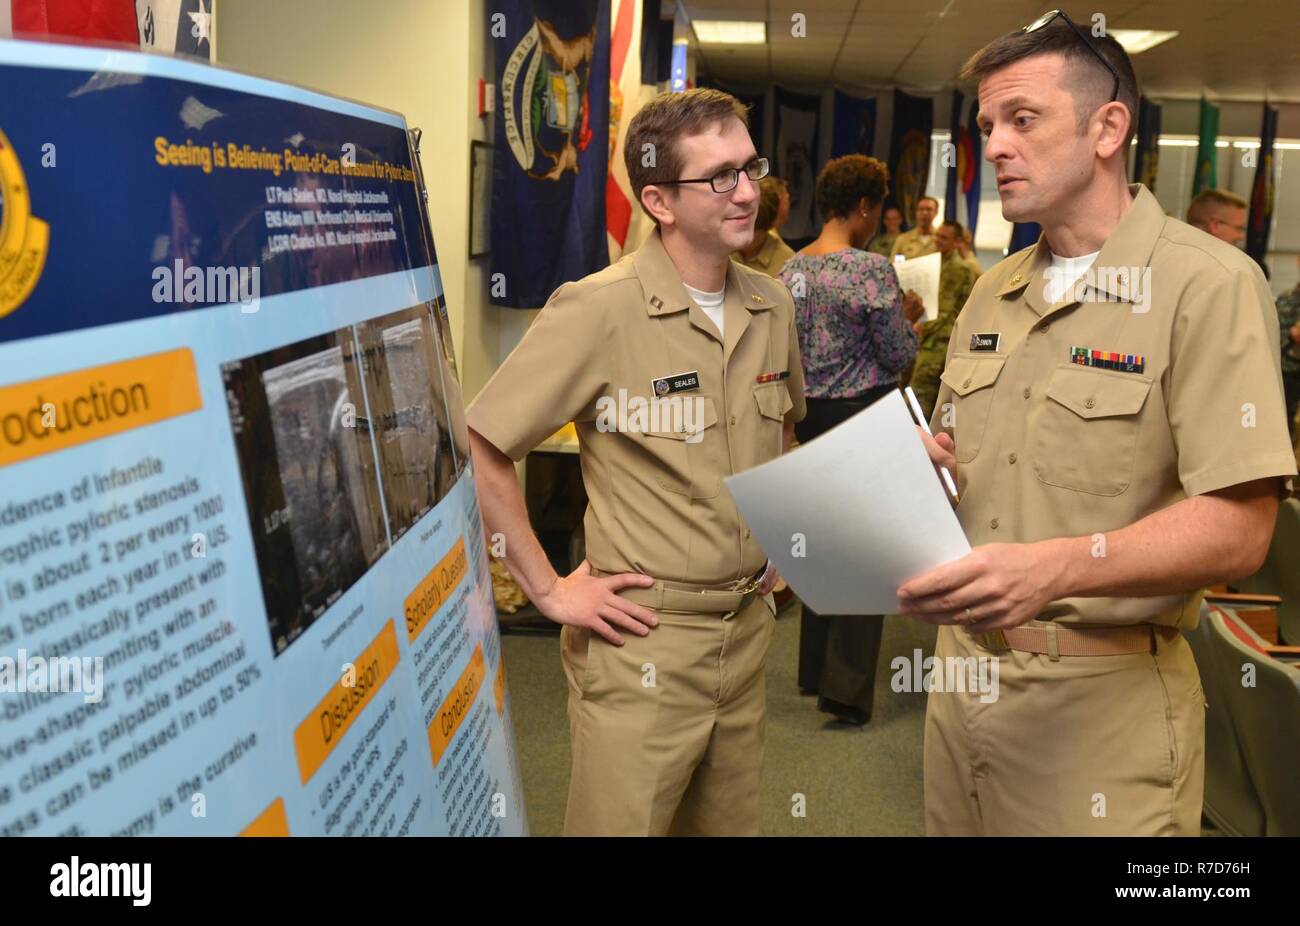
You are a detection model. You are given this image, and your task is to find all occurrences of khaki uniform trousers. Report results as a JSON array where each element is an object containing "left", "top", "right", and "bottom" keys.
[
  {"left": 924, "top": 622, "right": 1206, "bottom": 835},
  {"left": 560, "top": 593, "right": 775, "bottom": 836}
]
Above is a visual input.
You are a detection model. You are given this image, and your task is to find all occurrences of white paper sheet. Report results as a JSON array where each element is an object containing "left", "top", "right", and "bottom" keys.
[
  {"left": 724, "top": 390, "right": 970, "bottom": 614},
  {"left": 893, "top": 251, "right": 942, "bottom": 322}
]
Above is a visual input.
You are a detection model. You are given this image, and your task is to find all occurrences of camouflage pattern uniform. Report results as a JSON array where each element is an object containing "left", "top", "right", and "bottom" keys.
[{"left": 909, "top": 250, "right": 977, "bottom": 419}]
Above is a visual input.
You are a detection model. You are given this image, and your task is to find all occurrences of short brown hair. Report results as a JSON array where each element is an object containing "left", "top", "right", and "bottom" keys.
[
  {"left": 624, "top": 88, "right": 750, "bottom": 220},
  {"left": 1186, "top": 189, "right": 1247, "bottom": 228},
  {"left": 815, "top": 155, "right": 889, "bottom": 221},
  {"left": 960, "top": 17, "right": 1140, "bottom": 147},
  {"left": 756, "top": 176, "right": 783, "bottom": 231}
]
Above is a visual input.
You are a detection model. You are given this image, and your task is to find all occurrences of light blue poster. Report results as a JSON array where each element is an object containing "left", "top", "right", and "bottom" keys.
[{"left": 0, "top": 39, "right": 526, "bottom": 837}]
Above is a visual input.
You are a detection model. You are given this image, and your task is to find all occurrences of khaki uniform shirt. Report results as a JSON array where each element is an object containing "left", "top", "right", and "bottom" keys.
[
  {"left": 732, "top": 229, "right": 796, "bottom": 279},
  {"left": 890, "top": 227, "right": 937, "bottom": 261},
  {"left": 468, "top": 229, "right": 807, "bottom": 586},
  {"left": 931, "top": 185, "right": 1297, "bottom": 629}
]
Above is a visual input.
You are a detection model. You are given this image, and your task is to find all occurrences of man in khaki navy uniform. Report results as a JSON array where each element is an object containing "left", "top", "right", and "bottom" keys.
[
  {"left": 899, "top": 14, "right": 1296, "bottom": 835},
  {"left": 467, "top": 88, "right": 805, "bottom": 836}
]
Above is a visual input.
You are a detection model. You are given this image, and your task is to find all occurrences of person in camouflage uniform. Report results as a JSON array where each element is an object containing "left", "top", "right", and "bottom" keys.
[
  {"left": 1277, "top": 256, "right": 1300, "bottom": 442},
  {"left": 908, "top": 219, "right": 977, "bottom": 419}
]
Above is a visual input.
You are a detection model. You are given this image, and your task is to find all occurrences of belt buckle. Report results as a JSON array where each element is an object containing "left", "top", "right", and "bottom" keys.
[
  {"left": 732, "top": 563, "right": 766, "bottom": 595},
  {"left": 973, "top": 630, "right": 1009, "bottom": 653}
]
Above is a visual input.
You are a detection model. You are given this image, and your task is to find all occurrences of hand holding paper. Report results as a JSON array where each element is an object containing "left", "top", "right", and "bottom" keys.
[{"left": 724, "top": 390, "right": 969, "bottom": 614}]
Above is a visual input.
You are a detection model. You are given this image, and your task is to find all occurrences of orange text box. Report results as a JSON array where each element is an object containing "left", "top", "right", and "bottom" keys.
[
  {"left": 240, "top": 798, "right": 289, "bottom": 837},
  {"left": 404, "top": 536, "right": 468, "bottom": 641},
  {"left": 428, "top": 643, "right": 486, "bottom": 766},
  {"left": 493, "top": 658, "right": 506, "bottom": 716},
  {"left": 0, "top": 348, "right": 202, "bottom": 468},
  {"left": 294, "top": 620, "right": 400, "bottom": 784}
]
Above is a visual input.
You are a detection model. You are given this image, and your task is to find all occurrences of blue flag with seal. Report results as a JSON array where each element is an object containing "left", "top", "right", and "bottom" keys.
[{"left": 490, "top": 0, "right": 610, "bottom": 308}]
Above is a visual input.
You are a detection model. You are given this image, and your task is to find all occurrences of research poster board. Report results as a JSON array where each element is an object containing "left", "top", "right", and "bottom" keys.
[{"left": 0, "top": 39, "right": 526, "bottom": 836}]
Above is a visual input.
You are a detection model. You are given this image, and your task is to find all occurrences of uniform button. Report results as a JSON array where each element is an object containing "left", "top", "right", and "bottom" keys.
[
  {"left": 1008, "top": 452, "right": 1017, "bottom": 464},
  {"left": 729, "top": 415, "right": 737, "bottom": 426},
  {"left": 1085, "top": 397, "right": 1096, "bottom": 409},
  {"left": 744, "top": 529, "right": 751, "bottom": 539},
  {"left": 1041, "top": 323, "right": 1050, "bottom": 333},
  {"left": 962, "top": 378, "right": 972, "bottom": 389},
  {"left": 1023, "top": 387, "right": 1031, "bottom": 399},
  {"left": 990, "top": 518, "right": 999, "bottom": 530}
]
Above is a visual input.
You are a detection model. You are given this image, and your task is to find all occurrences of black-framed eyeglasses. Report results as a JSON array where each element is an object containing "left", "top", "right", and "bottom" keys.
[
  {"left": 657, "top": 157, "right": 769, "bottom": 194},
  {"left": 1023, "top": 9, "right": 1119, "bottom": 103}
]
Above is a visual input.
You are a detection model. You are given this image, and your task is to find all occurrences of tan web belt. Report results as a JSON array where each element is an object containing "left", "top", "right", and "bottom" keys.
[
  {"left": 590, "top": 563, "right": 767, "bottom": 615},
  {"left": 972, "top": 622, "right": 1179, "bottom": 659}
]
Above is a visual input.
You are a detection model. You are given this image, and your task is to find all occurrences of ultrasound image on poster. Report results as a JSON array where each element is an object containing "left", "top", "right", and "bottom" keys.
[
  {"left": 223, "top": 329, "right": 388, "bottom": 655},
  {"left": 356, "top": 304, "right": 459, "bottom": 540}
]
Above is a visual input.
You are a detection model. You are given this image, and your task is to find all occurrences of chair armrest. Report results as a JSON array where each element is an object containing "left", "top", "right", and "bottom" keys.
[{"left": 1205, "top": 591, "right": 1283, "bottom": 606}]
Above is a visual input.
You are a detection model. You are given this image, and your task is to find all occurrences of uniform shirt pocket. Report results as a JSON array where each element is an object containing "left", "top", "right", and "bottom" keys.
[
  {"left": 753, "top": 381, "right": 794, "bottom": 420},
  {"left": 939, "top": 354, "right": 1006, "bottom": 463},
  {"left": 1032, "top": 364, "right": 1153, "bottom": 496},
  {"left": 641, "top": 396, "right": 721, "bottom": 498}
]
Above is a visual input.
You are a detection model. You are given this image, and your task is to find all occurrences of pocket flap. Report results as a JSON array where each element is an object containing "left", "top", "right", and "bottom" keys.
[
  {"left": 753, "top": 382, "right": 794, "bottom": 421},
  {"left": 642, "top": 396, "right": 718, "bottom": 440},
  {"left": 1044, "top": 365, "right": 1152, "bottom": 419},
  {"left": 940, "top": 354, "right": 1006, "bottom": 397}
]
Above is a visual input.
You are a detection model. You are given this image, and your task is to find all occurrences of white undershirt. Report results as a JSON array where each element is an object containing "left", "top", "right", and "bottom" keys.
[
  {"left": 684, "top": 282, "right": 726, "bottom": 338},
  {"left": 1045, "top": 249, "right": 1100, "bottom": 304}
]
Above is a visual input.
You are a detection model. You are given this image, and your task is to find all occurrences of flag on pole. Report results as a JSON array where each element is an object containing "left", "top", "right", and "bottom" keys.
[
  {"left": 11, "top": 0, "right": 138, "bottom": 44},
  {"left": 1246, "top": 103, "right": 1279, "bottom": 265},
  {"left": 1192, "top": 97, "right": 1219, "bottom": 197},
  {"left": 1009, "top": 222, "right": 1041, "bottom": 254},
  {"left": 773, "top": 87, "right": 820, "bottom": 240},
  {"left": 135, "top": 0, "right": 214, "bottom": 60},
  {"left": 1132, "top": 96, "right": 1161, "bottom": 191},
  {"left": 887, "top": 89, "right": 933, "bottom": 229},
  {"left": 944, "top": 90, "right": 981, "bottom": 237},
  {"left": 605, "top": 0, "right": 647, "bottom": 262},
  {"left": 490, "top": 0, "right": 610, "bottom": 307},
  {"left": 831, "top": 90, "right": 876, "bottom": 158}
]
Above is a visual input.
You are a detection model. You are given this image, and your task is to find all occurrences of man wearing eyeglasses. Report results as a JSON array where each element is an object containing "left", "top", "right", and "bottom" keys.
[
  {"left": 1187, "top": 189, "right": 1249, "bottom": 247},
  {"left": 467, "top": 88, "right": 805, "bottom": 835},
  {"left": 902, "top": 11, "right": 1296, "bottom": 835}
]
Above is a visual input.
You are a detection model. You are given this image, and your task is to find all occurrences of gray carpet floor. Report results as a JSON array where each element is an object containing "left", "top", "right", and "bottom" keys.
[{"left": 500, "top": 602, "right": 937, "bottom": 836}]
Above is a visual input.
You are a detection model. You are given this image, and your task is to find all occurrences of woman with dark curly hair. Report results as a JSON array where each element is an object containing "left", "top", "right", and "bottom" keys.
[{"left": 778, "top": 154, "right": 922, "bottom": 725}]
